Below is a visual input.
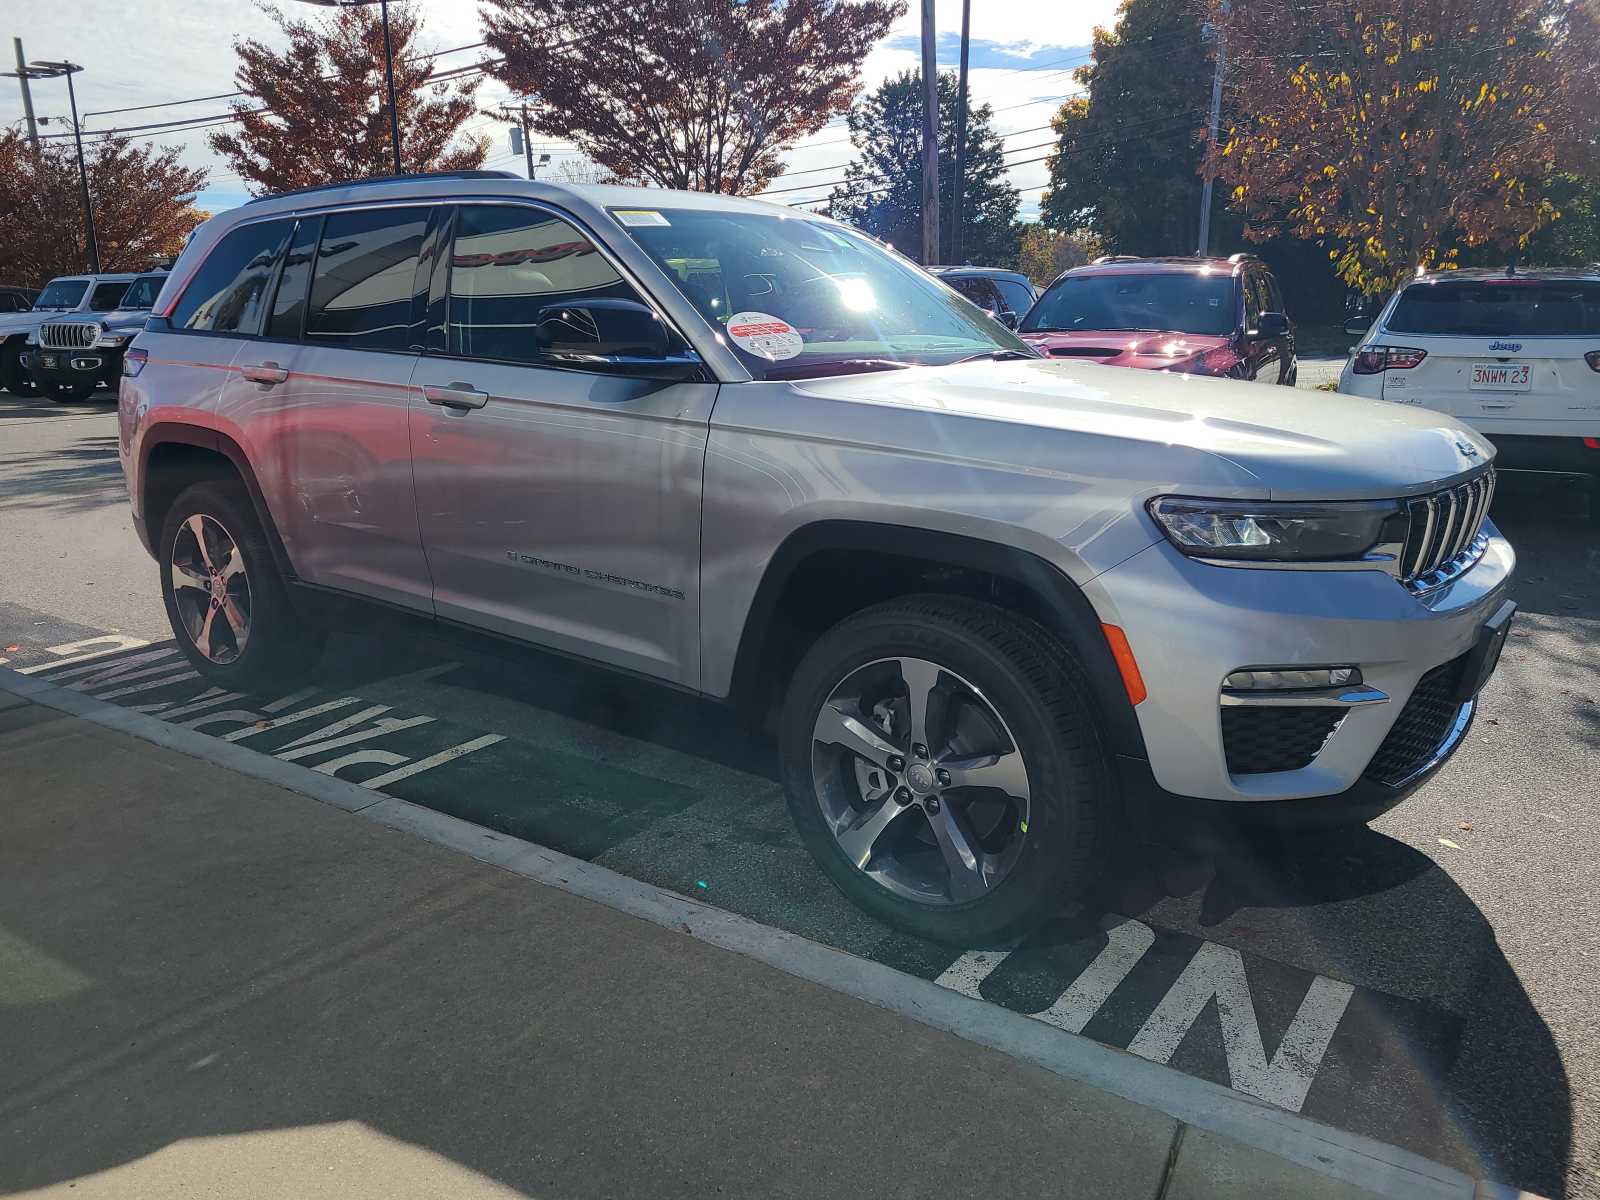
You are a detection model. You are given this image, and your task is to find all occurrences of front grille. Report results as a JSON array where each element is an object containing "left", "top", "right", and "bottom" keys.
[
  {"left": 1363, "top": 657, "right": 1468, "bottom": 786},
  {"left": 1399, "top": 469, "right": 1495, "bottom": 590},
  {"left": 1222, "top": 706, "right": 1345, "bottom": 775},
  {"left": 39, "top": 321, "right": 99, "bottom": 350}
]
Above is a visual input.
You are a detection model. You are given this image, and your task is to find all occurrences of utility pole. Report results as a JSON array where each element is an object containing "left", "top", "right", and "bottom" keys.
[
  {"left": 378, "top": 0, "right": 402, "bottom": 174},
  {"left": 950, "top": 0, "right": 970, "bottom": 265},
  {"left": 11, "top": 39, "right": 38, "bottom": 150},
  {"left": 919, "top": 0, "right": 939, "bottom": 266},
  {"left": 1197, "top": 0, "right": 1229, "bottom": 256},
  {"left": 519, "top": 104, "right": 534, "bottom": 178}
]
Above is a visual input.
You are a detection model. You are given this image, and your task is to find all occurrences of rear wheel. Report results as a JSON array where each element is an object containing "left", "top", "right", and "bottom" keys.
[
  {"left": 779, "top": 595, "right": 1113, "bottom": 944},
  {"left": 0, "top": 341, "right": 38, "bottom": 397},
  {"left": 159, "top": 480, "right": 325, "bottom": 694}
]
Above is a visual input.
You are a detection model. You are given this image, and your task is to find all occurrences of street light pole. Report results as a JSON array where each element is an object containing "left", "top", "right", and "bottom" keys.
[
  {"left": 919, "top": 0, "right": 939, "bottom": 266},
  {"left": 24, "top": 61, "right": 100, "bottom": 273},
  {"left": 1197, "top": 1, "right": 1230, "bottom": 256},
  {"left": 377, "top": 0, "right": 402, "bottom": 175}
]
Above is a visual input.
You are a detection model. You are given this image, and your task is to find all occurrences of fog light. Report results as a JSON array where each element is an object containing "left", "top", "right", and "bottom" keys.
[{"left": 1224, "top": 667, "right": 1361, "bottom": 691}]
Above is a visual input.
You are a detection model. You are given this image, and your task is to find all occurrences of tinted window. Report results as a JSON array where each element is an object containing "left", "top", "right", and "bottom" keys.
[
  {"left": 121, "top": 276, "right": 165, "bottom": 311},
  {"left": 306, "top": 207, "right": 429, "bottom": 351},
  {"left": 1242, "top": 272, "right": 1265, "bottom": 326},
  {"left": 950, "top": 276, "right": 1001, "bottom": 311},
  {"left": 1263, "top": 272, "right": 1285, "bottom": 313},
  {"left": 994, "top": 278, "right": 1034, "bottom": 314},
  {"left": 171, "top": 220, "right": 293, "bottom": 335},
  {"left": 267, "top": 218, "right": 322, "bottom": 341},
  {"left": 1388, "top": 281, "right": 1600, "bottom": 336},
  {"left": 35, "top": 279, "right": 88, "bottom": 310},
  {"left": 0, "top": 294, "right": 17, "bottom": 313},
  {"left": 89, "top": 282, "right": 131, "bottom": 311},
  {"left": 1022, "top": 272, "right": 1238, "bottom": 337},
  {"left": 448, "top": 205, "right": 649, "bottom": 365}
]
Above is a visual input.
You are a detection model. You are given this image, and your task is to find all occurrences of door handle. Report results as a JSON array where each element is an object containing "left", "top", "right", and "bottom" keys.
[
  {"left": 240, "top": 361, "right": 288, "bottom": 385},
  {"left": 423, "top": 382, "right": 489, "bottom": 411}
]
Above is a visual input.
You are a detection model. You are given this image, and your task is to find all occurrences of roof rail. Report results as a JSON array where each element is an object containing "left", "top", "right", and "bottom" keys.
[
  {"left": 1226, "top": 252, "right": 1261, "bottom": 264},
  {"left": 245, "top": 169, "right": 523, "bottom": 205},
  {"left": 1091, "top": 255, "right": 1142, "bottom": 264}
]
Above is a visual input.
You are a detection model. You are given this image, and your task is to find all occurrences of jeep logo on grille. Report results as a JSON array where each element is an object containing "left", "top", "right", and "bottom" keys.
[{"left": 1487, "top": 340, "right": 1522, "bottom": 352}]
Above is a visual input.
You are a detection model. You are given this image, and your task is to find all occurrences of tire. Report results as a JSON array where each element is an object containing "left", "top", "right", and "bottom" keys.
[
  {"left": 45, "top": 380, "right": 96, "bottom": 403},
  {"left": 0, "top": 340, "right": 38, "bottom": 397},
  {"left": 779, "top": 595, "right": 1113, "bottom": 945},
  {"left": 158, "top": 479, "right": 325, "bottom": 694}
]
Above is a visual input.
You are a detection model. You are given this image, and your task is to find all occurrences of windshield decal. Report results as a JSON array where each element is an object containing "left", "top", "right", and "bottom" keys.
[
  {"left": 611, "top": 209, "right": 670, "bottom": 228},
  {"left": 726, "top": 311, "right": 803, "bottom": 361}
]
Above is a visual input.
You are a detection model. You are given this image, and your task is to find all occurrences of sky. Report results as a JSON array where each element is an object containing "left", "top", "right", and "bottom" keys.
[{"left": 0, "top": 0, "right": 1123, "bottom": 223}]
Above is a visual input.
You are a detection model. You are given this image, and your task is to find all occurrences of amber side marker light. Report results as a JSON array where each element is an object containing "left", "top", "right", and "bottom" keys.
[{"left": 1101, "top": 623, "right": 1147, "bottom": 706}]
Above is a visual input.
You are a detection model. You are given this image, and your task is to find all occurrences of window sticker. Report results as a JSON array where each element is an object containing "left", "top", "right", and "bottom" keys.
[
  {"left": 612, "top": 209, "right": 671, "bottom": 228},
  {"left": 726, "top": 311, "right": 804, "bottom": 361}
]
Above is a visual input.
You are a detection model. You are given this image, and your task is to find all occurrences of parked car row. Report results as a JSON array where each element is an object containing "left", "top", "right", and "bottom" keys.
[
  {"left": 0, "top": 271, "right": 168, "bottom": 401},
  {"left": 118, "top": 171, "right": 1514, "bottom": 941}
]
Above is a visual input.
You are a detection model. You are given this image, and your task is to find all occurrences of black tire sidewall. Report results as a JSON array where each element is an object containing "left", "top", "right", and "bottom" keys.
[
  {"left": 0, "top": 343, "right": 38, "bottom": 397},
  {"left": 158, "top": 480, "right": 321, "bottom": 692},
  {"left": 779, "top": 598, "right": 1108, "bottom": 944}
]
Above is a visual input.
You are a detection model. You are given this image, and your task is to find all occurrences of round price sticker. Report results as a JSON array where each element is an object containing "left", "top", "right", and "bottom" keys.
[{"left": 726, "top": 311, "right": 803, "bottom": 361}]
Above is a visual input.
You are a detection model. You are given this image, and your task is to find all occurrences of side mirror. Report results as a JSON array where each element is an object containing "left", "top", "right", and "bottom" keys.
[
  {"left": 1343, "top": 316, "right": 1372, "bottom": 337},
  {"left": 997, "top": 309, "right": 1020, "bottom": 330},
  {"left": 1253, "top": 311, "right": 1290, "bottom": 339},
  {"left": 534, "top": 298, "right": 703, "bottom": 380}
]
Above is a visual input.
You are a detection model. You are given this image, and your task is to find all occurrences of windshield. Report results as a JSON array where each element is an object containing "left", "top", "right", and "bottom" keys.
[
  {"left": 612, "top": 207, "right": 1029, "bottom": 378},
  {"left": 1389, "top": 281, "right": 1600, "bottom": 336},
  {"left": 1022, "top": 272, "right": 1238, "bottom": 337},
  {"left": 33, "top": 279, "right": 89, "bottom": 310},
  {"left": 119, "top": 276, "right": 165, "bottom": 311}
]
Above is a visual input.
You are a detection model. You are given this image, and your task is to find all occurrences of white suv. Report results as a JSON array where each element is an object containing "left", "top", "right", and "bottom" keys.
[
  {"left": 1339, "top": 267, "right": 1600, "bottom": 517},
  {"left": 119, "top": 173, "right": 1517, "bottom": 942}
]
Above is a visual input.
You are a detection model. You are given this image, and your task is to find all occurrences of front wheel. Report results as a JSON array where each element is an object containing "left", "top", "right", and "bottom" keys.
[
  {"left": 159, "top": 480, "right": 325, "bottom": 694},
  {"left": 779, "top": 596, "right": 1113, "bottom": 944},
  {"left": 0, "top": 341, "right": 38, "bottom": 397}
]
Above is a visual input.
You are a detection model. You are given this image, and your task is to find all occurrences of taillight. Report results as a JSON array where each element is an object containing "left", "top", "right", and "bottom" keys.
[
  {"left": 122, "top": 348, "right": 148, "bottom": 378},
  {"left": 1584, "top": 437, "right": 1600, "bottom": 450},
  {"left": 1585, "top": 350, "right": 1600, "bottom": 372},
  {"left": 1351, "top": 346, "right": 1427, "bottom": 374}
]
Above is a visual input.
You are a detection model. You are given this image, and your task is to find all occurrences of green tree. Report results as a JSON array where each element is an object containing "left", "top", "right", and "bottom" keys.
[
  {"left": 829, "top": 69, "right": 1021, "bottom": 266},
  {"left": 1041, "top": 0, "right": 1233, "bottom": 254},
  {"left": 1015, "top": 223, "right": 1100, "bottom": 286}
]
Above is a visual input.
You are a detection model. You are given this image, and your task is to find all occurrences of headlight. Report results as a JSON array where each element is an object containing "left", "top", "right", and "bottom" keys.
[
  {"left": 96, "top": 332, "right": 131, "bottom": 347},
  {"left": 1148, "top": 497, "right": 1407, "bottom": 562}
]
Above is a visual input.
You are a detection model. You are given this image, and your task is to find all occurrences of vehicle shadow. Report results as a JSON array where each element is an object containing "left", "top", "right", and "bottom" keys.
[
  {"left": 0, "top": 390, "right": 117, "bottom": 421},
  {"left": 0, "top": 434, "right": 125, "bottom": 512}
]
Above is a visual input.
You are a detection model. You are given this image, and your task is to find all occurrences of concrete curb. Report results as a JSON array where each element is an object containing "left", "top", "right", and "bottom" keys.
[{"left": 0, "top": 663, "right": 1542, "bottom": 1200}]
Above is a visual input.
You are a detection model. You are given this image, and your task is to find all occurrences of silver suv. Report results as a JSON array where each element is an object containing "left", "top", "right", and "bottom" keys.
[{"left": 119, "top": 172, "right": 1516, "bottom": 943}]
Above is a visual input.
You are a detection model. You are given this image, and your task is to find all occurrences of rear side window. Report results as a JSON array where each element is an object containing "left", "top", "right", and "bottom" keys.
[
  {"left": 266, "top": 218, "right": 322, "bottom": 341},
  {"left": 305, "top": 207, "right": 430, "bottom": 352},
  {"left": 994, "top": 278, "right": 1033, "bottom": 314},
  {"left": 949, "top": 276, "right": 1001, "bottom": 311},
  {"left": 89, "top": 282, "right": 131, "bottom": 311},
  {"left": 0, "top": 294, "right": 18, "bottom": 313},
  {"left": 1389, "top": 281, "right": 1600, "bottom": 336},
  {"left": 171, "top": 220, "right": 293, "bottom": 335},
  {"left": 447, "top": 204, "right": 650, "bottom": 365}
]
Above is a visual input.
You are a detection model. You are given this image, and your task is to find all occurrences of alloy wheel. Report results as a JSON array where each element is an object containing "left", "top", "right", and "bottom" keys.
[
  {"left": 809, "top": 656, "right": 1032, "bottom": 905},
  {"left": 170, "top": 513, "right": 252, "bottom": 665}
]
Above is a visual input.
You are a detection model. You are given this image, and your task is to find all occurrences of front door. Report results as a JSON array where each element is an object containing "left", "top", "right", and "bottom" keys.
[{"left": 408, "top": 202, "right": 714, "bottom": 689}]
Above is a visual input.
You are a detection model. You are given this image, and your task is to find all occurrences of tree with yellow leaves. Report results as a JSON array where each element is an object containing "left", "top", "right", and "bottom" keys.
[{"left": 1209, "top": 0, "right": 1597, "bottom": 293}]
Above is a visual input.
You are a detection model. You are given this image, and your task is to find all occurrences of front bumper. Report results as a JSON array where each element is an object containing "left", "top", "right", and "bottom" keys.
[
  {"left": 1087, "top": 525, "right": 1514, "bottom": 805},
  {"left": 20, "top": 347, "right": 119, "bottom": 386}
]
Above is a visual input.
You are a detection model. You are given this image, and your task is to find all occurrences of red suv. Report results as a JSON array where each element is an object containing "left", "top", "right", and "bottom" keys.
[{"left": 1018, "top": 254, "right": 1297, "bottom": 384}]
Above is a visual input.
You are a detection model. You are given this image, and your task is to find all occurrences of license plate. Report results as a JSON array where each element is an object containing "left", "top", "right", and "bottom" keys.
[
  {"left": 40, "top": 354, "right": 58, "bottom": 369},
  {"left": 1454, "top": 600, "right": 1516, "bottom": 702},
  {"left": 1470, "top": 362, "right": 1530, "bottom": 390}
]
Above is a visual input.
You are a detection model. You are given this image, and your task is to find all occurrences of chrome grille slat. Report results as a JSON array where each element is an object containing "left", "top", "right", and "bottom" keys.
[
  {"left": 38, "top": 321, "right": 99, "bottom": 350},
  {"left": 1400, "top": 467, "right": 1495, "bottom": 594}
]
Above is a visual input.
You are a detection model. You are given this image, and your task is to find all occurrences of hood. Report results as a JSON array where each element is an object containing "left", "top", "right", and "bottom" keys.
[
  {"left": 1020, "top": 328, "right": 1232, "bottom": 370},
  {"left": 798, "top": 357, "right": 1492, "bottom": 501},
  {"left": 94, "top": 308, "right": 153, "bottom": 333},
  {"left": 0, "top": 310, "right": 47, "bottom": 336}
]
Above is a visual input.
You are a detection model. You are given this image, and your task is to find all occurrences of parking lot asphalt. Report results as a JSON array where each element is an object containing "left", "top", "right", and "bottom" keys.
[{"left": 2, "top": 388, "right": 1597, "bottom": 1198}]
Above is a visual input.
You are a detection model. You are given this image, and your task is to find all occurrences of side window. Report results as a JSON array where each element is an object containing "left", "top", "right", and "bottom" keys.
[
  {"left": 1242, "top": 271, "right": 1265, "bottom": 328},
  {"left": 950, "top": 276, "right": 1000, "bottom": 311},
  {"left": 1263, "top": 272, "right": 1286, "bottom": 315},
  {"left": 994, "top": 278, "right": 1033, "bottom": 314},
  {"left": 447, "top": 204, "right": 664, "bottom": 366},
  {"left": 89, "top": 282, "right": 131, "bottom": 311},
  {"left": 305, "top": 206, "right": 430, "bottom": 352},
  {"left": 0, "top": 294, "right": 17, "bottom": 313},
  {"left": 170, "top": 220, "right": 294, "bottom": 335},
  {"left": 266, "top": 217, "right": 322, "bottom": 341}
]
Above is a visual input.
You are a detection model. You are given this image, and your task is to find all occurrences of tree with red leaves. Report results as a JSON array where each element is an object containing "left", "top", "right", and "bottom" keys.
[
  {"left": 209, "top": 1, "right": 488, "bottom": 196},
  {"left": 480, "top": 0, "right": 904, "bottom": 195},
  {"left": 0, "top": 131, "right": 208, "bottom": 287},
  {"left": 1210, "top": 0, "right": 1599, "bottom": 292}
]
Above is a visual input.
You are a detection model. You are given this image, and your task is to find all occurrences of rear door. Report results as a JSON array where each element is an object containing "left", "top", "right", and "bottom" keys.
[{"left": 1377, "top": 279, "right": 1600, "bottom": 435}]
